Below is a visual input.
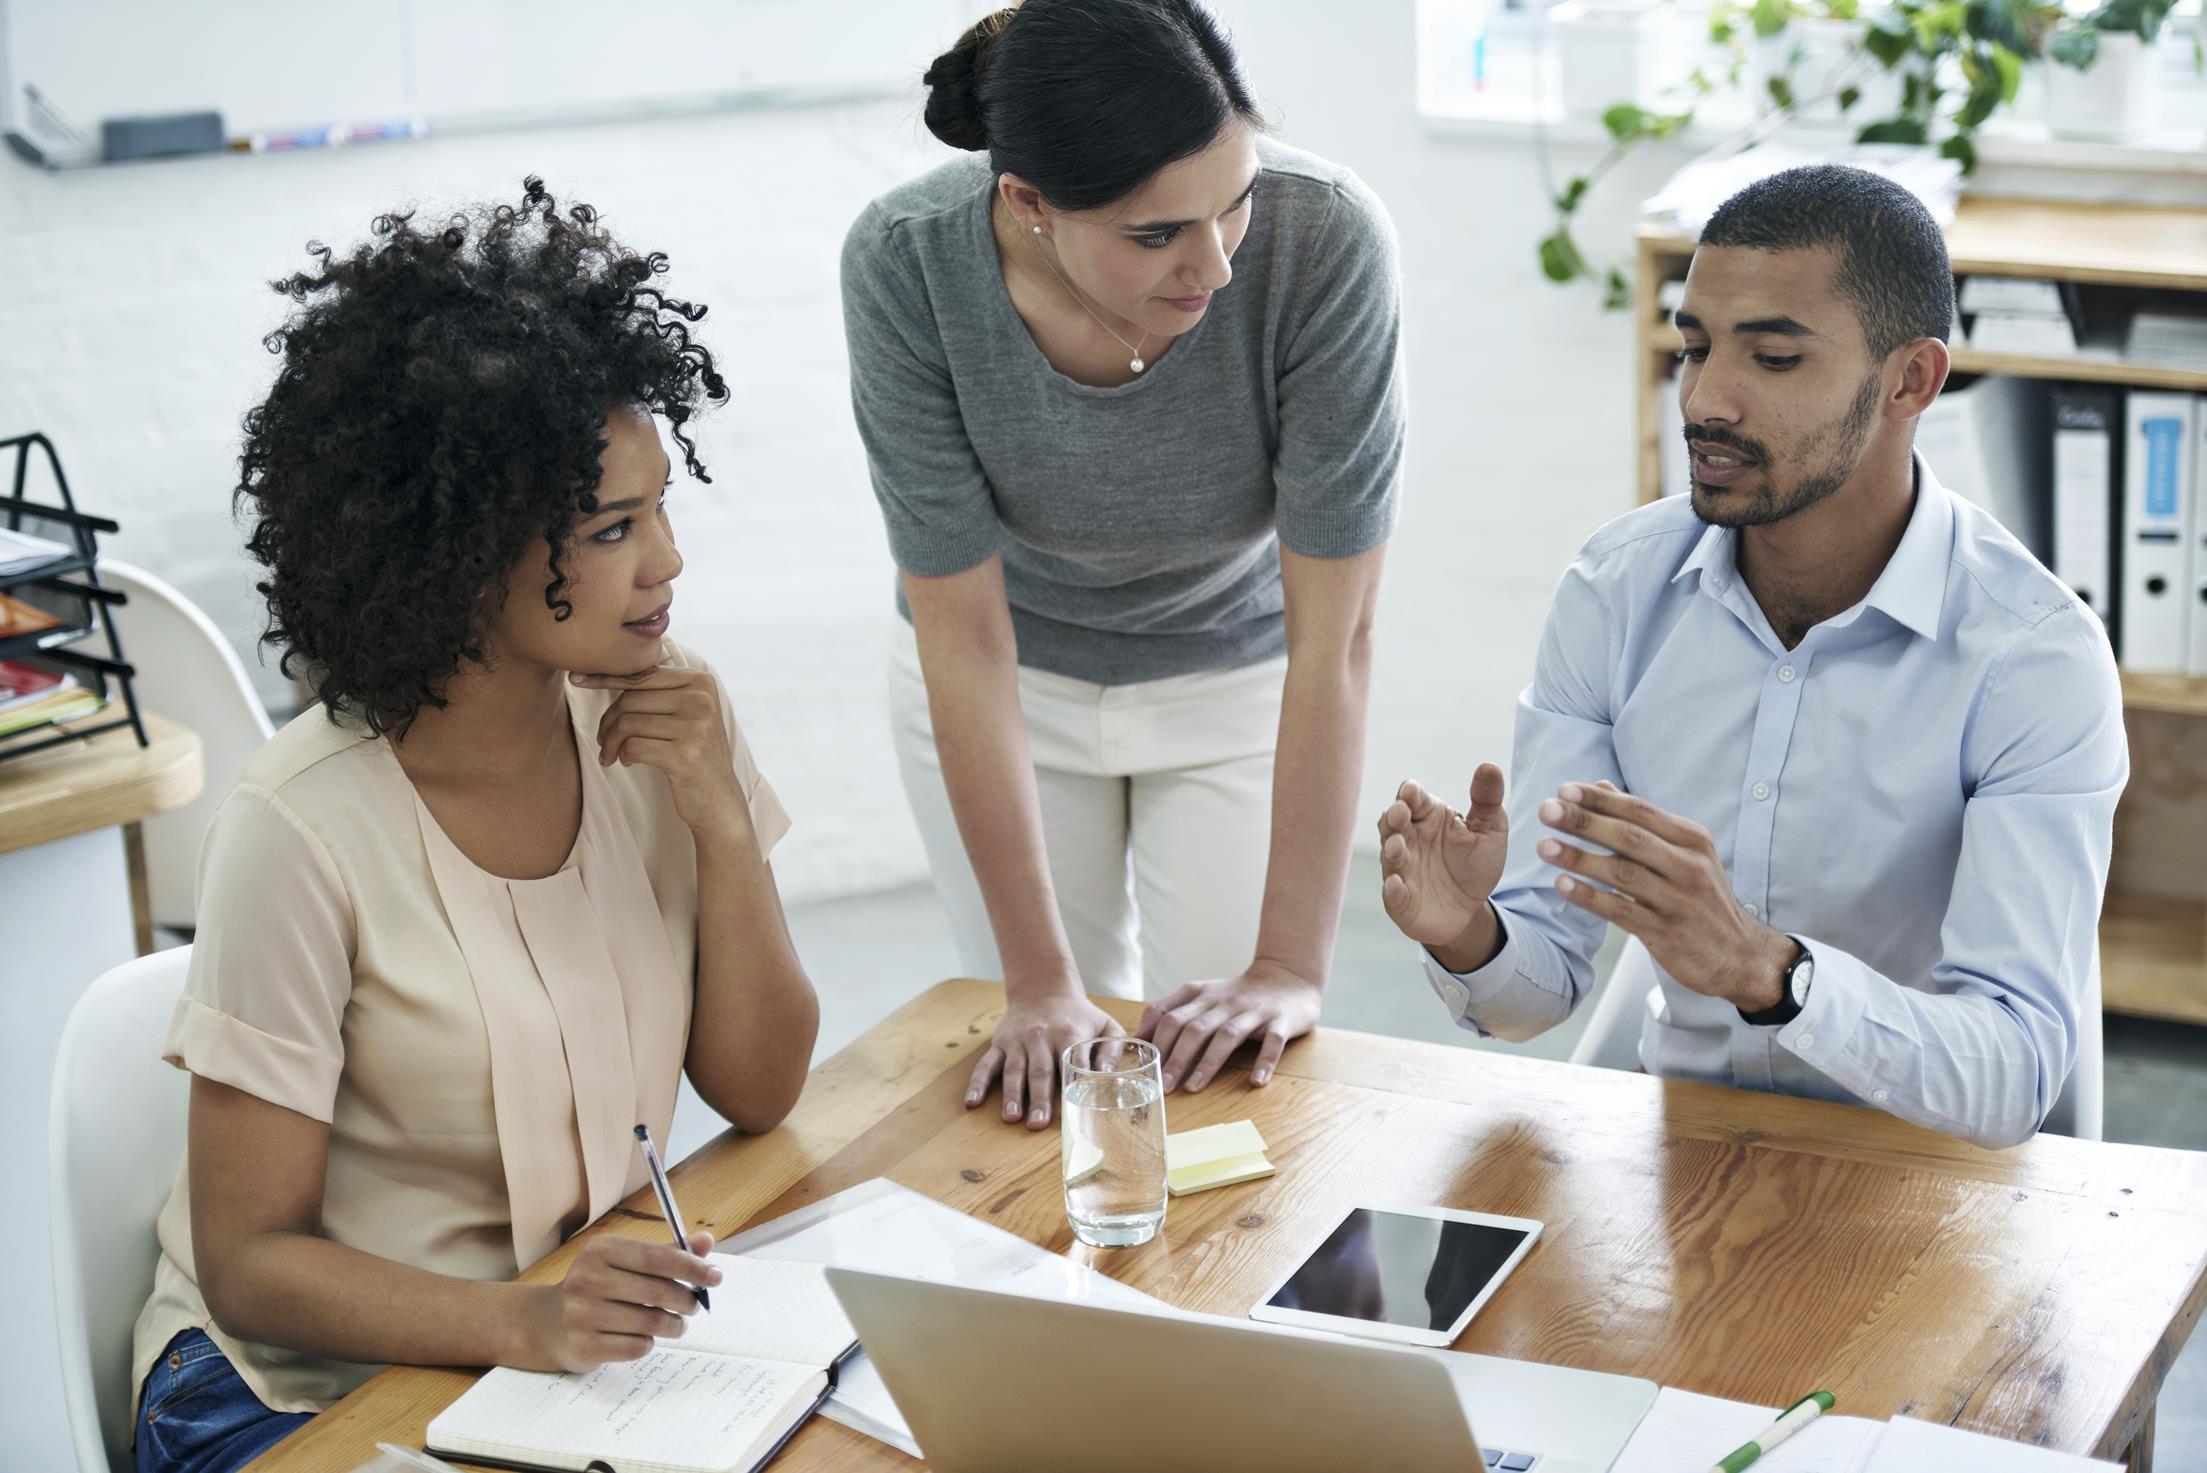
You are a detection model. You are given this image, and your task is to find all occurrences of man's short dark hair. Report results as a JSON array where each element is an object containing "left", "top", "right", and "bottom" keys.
[{"left": 1699, "top": 165, "right": 1954, "bottom": 360}]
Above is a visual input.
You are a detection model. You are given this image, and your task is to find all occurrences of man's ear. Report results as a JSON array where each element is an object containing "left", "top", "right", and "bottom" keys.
[{"left": 1888, "top": 337, "right": 1951, "bottom": 420}]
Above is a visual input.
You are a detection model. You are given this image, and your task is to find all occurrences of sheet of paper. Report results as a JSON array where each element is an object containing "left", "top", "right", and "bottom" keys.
[
  {"left": 1873, "top": 1417, "right": 2120, "bottom": 1471},
  {"left": 717, "top": 1179, "right": 1171, "bottom": 1454},
  {"left": 814, "top": 1351, "right": 923, "bottom": 1459},
  {"left": 674, "top": 1256, "right": 854, "bottom": 1368},
  {"left": 428, "top": 1347, "right": 817, "bottom": 1473},
  {"left": 719, "top": 1177, "right": 1163, "bottom": 1311},
  {"left": 1611, "top": 1388, "right": 1884, "bottom": 1473}
]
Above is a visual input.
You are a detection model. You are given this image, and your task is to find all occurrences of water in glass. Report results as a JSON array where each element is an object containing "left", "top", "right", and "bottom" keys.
[{"left": 1060, "top": 1038, "right": 1167, "bottom": 1248}]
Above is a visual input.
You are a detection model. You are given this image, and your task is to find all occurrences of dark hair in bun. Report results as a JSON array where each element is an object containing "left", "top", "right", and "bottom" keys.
[{"left": 921, "top": 0, "right": 1262, "bottom": 213}]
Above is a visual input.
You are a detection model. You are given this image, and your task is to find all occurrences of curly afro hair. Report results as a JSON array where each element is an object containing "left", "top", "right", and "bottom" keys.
[{"left": 237, "top": 175, "right": 729, "bottom": 737}]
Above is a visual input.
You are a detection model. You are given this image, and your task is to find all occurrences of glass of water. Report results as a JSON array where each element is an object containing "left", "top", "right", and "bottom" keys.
[{"left": 1060, "top": 1037, "right": 1167, "bottom": 1248}]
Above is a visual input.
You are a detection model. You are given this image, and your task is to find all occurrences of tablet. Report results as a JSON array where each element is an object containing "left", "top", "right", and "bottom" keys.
[{"left": 1247, "top": 1201, "right": 1542, "bottom": 1348}]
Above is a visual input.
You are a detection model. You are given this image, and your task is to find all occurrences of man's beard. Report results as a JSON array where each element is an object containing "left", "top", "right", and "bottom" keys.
[{"left": 1688, "top": 371, "right": 1882, "bottom": 529}]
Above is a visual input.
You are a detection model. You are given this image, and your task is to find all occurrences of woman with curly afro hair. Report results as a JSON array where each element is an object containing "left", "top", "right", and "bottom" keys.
[{"left": 128, "top": 179, "right": 820, "bottom": 1473}]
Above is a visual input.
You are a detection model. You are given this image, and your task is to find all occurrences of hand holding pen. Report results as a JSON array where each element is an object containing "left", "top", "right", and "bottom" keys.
[{"left": 511, "top": 1126, "right": 724, "bottom": 1374}]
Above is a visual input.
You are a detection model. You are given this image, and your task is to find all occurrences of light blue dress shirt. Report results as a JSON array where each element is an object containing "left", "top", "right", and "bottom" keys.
[{"left": 1423, "top": 461, "right": 2128, "bottom": 1147}]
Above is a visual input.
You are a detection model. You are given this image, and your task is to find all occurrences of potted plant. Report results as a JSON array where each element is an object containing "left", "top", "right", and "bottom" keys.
[
  {"left": 1537, "top": 0, "right": 2062, "bottom": 303},
  {"left": 2044, "top": 0, "right": 2179, "bottom": 140}
]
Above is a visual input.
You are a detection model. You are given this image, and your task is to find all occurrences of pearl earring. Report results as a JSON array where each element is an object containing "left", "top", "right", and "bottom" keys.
[{"left": 1032, "top": 225, "right": 1042, "bottom": 235}]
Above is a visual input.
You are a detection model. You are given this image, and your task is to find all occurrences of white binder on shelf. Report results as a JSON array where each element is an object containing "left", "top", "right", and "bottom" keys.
[
  {"left": 2190, "top": 392, "right": 2207, "bottom": 677},
  {"left": 2051, "top": 386, "right": 2119, "bottom": 632},
  {"left": 2120, "top": 391, "right": 2195, "bottom": 673}
]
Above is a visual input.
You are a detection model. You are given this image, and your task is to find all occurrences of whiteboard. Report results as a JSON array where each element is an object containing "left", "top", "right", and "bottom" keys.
[{"left": 3, "top": 0, "right": 986, "bottom": 166}]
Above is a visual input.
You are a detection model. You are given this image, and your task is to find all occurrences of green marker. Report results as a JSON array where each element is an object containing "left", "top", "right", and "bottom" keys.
[{"left": 1712, "top": 1390, "right": 1836, "bottom": 1473}]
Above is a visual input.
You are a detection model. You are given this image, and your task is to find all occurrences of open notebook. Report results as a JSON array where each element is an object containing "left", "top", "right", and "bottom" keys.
[{"left": 425, "top": 1257, "right": 858, "bottom": 1473}]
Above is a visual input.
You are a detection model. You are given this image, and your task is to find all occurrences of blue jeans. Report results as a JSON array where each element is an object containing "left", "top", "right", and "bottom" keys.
[{"left": 136, "top": 1330, "right": 313, "bottom": 1473}]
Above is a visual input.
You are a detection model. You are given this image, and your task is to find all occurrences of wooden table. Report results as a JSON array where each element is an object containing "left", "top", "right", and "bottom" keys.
[
  {"left": 0, "top": 710, "right": 200, "bottom": 953},
  {"left": 250, "top": 979, "right": 2207, "bottom": 1473}
]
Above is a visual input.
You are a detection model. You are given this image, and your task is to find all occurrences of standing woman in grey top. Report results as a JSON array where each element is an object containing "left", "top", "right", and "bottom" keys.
[{"left": 842, "top": 0, "right": 1404, "bottom": 1128}]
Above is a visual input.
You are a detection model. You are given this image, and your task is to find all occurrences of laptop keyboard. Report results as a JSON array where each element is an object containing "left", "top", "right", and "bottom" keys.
[{"left": 1481, "top": 1451, "right": 1538, "bottom": 1470}]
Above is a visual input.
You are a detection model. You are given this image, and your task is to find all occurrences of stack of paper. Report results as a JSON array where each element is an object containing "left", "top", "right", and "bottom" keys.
[
  {"left": 2126, "top": 306, "right": 2207, "bottom": 371},
  {"left": 0, "top": 661, "right": 99, "bottom": 735},
  {"left": 1643, "top": 144, "right": 1960, "bottom": 236},
  {"left": 1962, "top": 277, "right": 2081, "bottom": 356},
  {"left": 0, "top": 527, "right": 72, "bottom": 577},
  {"left": 1166, "top": 1120, "right": 1276, "bottom": 1196}
]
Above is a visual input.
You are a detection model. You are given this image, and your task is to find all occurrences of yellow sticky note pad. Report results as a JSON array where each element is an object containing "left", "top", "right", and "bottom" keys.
[{"left": 1165, "top": 1120, "right": 1274, "bottom": 1197}]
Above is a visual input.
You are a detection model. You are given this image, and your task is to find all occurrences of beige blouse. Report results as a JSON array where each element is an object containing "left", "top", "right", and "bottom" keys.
[{"left": 129, "top": 642, "right": 789, "bottom": 1416}]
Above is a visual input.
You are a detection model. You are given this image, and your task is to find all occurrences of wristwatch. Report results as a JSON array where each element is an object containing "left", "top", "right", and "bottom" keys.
[{"left": 1739, "top": 940, "right": 1814, "bottom": 1028}]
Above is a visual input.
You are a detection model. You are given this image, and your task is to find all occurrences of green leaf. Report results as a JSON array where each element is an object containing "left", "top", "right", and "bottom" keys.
[
  {"left": 1864, "top": 22, "right": 1913, "bottom": 65},
  {"left": 1857, "top": 117, "right": 1930, "bottom": 143},
  {"left": 1602, "top": 103, "right": 1653, "bottom": 140},
  {"left": 2049, "top": 24, "right": 2099, "bottom": 66},
  {"left": 1538, "top": 229, "right": 1589, "bottom": 285},
  {"left": 1940, "top": 133, "right": 1979, "bottom": 172},
  {"left": 1751, "top": 0, "right": 1791, "bottom": 38},
  {"left": 1556, "top": 177, "right": 1590, "bottom": 214},
  {"left": 1766, "top": 74, "right": 1796, "bottom": 108},
  {"left": 1992, "top": 44, "right": 2023, "bottom": 100},
  {"left": 1838, "top": 84, "right": 1864, "bottom": 110},
  {"left": 1648, "top": 109, "right": 1695, "bottom": 138},
  {"left": 1602, "top": 269, "right": 1633, "bottom": 312}
]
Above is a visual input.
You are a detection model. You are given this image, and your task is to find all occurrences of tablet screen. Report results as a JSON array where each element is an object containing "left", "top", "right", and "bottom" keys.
[{"left": 1262, "top": 1208, "right": 1531, "bottom": 1331}]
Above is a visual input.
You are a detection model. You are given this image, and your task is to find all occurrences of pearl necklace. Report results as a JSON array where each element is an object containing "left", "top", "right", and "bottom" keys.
[{"left": 1029, "top": 223, "right": 1149, "bottom": 375}]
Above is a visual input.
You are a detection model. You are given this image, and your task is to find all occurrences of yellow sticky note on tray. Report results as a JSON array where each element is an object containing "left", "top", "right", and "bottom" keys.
[{"left": 1165, "top": 1120, "right": 1275, "bottom": 1196}]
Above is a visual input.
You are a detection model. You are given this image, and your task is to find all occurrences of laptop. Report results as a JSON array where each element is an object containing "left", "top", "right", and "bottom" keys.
[{"left": 826, "top": 1269, "right": 1656, "bottom": 1472}]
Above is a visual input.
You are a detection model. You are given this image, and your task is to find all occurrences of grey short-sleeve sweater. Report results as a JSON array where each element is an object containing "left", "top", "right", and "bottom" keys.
[{"left": 841, "top": 136, "right": 1404, "bottom": 687}]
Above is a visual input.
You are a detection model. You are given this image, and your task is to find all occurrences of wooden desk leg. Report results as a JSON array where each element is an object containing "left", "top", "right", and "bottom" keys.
[
  {"left": 124, "top": 821, "right": 154, "bottom": 957},
  {"left": 2125, "top": 1404, "right": 2156, "bottom": 1473}
]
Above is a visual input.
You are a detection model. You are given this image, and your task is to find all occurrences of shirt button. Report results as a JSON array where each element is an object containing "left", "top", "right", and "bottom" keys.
[
  {"left": 1778, "top": 664, "right": 1797, "bottom": 683},
  {"left": 1742, "top": 902, "right": 1761, "bottom": 919},
  {"left": 1795, "top": 1031, "right": 1816, "bottom": 1050},
  {"left": 1442, "top": 982, "right": 1466, "bottom": 1007},
  {"left": 1752, "top": 782, "right": 1771, "bottom": 801},
  {"left": 1872, "top": 1088, "right": 1890, "bottom": 1103}
]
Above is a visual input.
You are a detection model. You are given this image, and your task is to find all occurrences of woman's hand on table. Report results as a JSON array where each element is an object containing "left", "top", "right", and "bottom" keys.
[
  {"left": 968, "top": 985, "right": 1124, "bottom": 1130},
  {"left": 1138, "top": 961, "right": 1322, "bottom": 1094},
  {"left": 519, "top": 1231, "right": 723, "bottom": 1373}
]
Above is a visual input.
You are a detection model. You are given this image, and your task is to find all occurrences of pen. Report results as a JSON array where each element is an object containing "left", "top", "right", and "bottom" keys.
[
  {"left": 1711, "top": 1390, "right": 1835, "bottom": 1473},
  {"left": 633, "top": 1123, "right": 710, "bottom": 1311}
]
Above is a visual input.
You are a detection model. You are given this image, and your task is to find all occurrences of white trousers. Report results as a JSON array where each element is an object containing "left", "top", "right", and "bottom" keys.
[{"left": 889, "top": 620, "right": 1285, "bottom": 1002}]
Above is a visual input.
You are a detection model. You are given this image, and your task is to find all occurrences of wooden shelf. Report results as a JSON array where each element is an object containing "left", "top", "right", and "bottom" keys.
[
  {"left": 1638, "top": 195, "right": 2207, "bottom": 292},
  {"left": 2103, "top": 893, "right": 2207, "bottom": 1026},
  {"left": 2122, "top": 671, "right": 2207, "bottom": 717},
  {"left": 0, "top": 711, "right": 200, "bottom": 855},
  {"left": 1646, "top": 325, "right": 2207, "bottom": 395}
]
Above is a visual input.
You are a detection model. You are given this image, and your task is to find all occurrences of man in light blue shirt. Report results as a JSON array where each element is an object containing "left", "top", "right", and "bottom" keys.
[{"left": 1378, "top": 166, "right": 2127, "bottom": 1148}]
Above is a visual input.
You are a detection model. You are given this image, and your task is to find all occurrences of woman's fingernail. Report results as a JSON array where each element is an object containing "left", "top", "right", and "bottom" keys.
[
  {"left": 1030, "top": 1107, "right": 1046, "bottom": 1123},
  {"left": 1560, "top": 783, "right": 1583, "bottom": 802},
  {"left": 1162, "top": 1074, "right": 1179, "bottom": 1091},
  {"left": 1539, "top": 839, "right": 1561, "bottom": 860},
  {"left": 967, "top": 1092, "right": 981, "bottom": 1106},
  {"left": 1540, "top": 799, "right": 1564, "bottom": 823},
  {"left": 1254, "top": 1066, "right": 1271, "bottom": 1085},
  {"left": 1557, "top": 875, "right": 1577, "bottom": 893}
]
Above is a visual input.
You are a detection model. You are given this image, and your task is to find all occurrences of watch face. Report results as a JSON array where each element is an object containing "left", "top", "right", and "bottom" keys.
[{"left": 1790, "top": 955, "right": 1815, "bottom": 1007}]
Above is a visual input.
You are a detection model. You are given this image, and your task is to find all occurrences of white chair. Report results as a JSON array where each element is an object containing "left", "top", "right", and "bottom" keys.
[
  {"left": 98, "top": 561, "right": 275, "bottom": 934},
  {"left": 1567, "top": 937, "right": 2104, "bottom": 1142},
  {"left": 51, "top": 945, "right": 193, "bottom": 1473}
]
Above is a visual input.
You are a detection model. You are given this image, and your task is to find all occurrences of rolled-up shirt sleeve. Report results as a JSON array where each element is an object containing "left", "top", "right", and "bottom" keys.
[
  {"left": 1766, "top": 607, "right": 2127, "bottom": 1148},
  {"left": 166, "top": 783, "right": 358, "bottom": 1122},
  {"left": 1421, "top": 548, "right": 1623, "bottom": 1041}
]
